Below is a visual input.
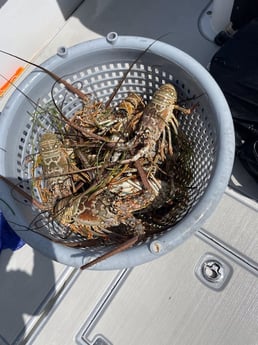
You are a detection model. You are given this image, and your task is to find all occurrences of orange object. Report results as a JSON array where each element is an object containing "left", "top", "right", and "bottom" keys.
[{"left": 0, "top": 66, "right": 25, "bottom": 96}]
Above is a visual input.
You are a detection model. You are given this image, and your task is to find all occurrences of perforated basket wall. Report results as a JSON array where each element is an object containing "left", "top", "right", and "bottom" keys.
[{"left": 0, "top": 34, "right": 234, "bottom": 269}]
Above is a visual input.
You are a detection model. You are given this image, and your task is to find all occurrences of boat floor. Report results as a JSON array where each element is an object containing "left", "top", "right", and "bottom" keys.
[{"left": 0, "top": 1, "right": 258, "bottom": 344}]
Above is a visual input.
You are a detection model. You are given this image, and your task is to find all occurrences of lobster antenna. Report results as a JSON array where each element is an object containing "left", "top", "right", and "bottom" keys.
[
  {"left": 0, "top": 72, "right": 46, "bottom": 110},
  {"left": 105, "top": 32, "right": 173, "bottom": 108},
  {"left": 0, "top": 49, "right": 88, "bottom": 101}
]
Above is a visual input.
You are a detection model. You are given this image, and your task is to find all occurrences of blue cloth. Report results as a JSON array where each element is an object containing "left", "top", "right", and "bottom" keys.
[{"left": 0, "top": 211, "right": 25, "bottom": 252}]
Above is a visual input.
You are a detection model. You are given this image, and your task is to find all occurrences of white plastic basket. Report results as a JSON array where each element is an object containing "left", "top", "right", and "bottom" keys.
[{"left": 0, "top": 33, "right": 235, "bottom": 269}]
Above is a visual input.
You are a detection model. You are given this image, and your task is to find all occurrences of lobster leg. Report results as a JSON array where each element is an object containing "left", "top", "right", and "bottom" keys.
[{"left": 174, "top": 104, "right": 192, "bottom": 114}]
